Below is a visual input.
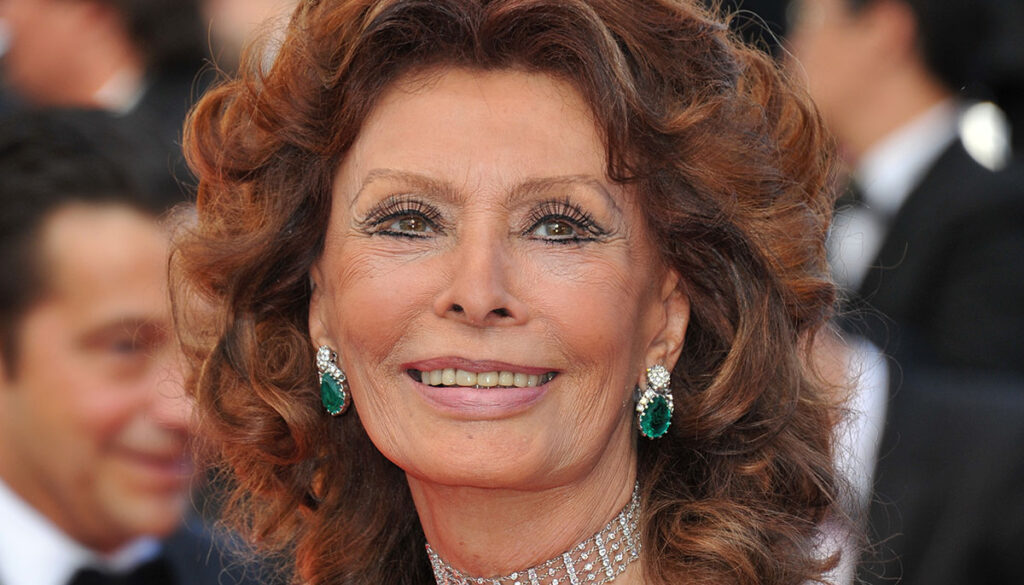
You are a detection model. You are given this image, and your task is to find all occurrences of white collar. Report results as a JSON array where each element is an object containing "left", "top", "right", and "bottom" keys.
[
  {"left": 0, "top": 478, "right": 160, "bottom": 585},
  {"left": 91, "top": 66, "right": 147, "bottom": 115},
  {"left": 853, "top": 99, "right": 959, "bottom": 218}
]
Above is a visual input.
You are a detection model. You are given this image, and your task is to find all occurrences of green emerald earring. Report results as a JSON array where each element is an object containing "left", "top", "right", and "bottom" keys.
[
  {"left": 636, "top": 364, "right": 673, "bottom": 439},
  {"left": 316, "top": 345, "right": 350, "bottom": 416}
]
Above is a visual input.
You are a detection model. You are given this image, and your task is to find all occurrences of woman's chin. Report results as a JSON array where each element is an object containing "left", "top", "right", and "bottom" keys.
[{"left": 393, "top": 426, "right": 569, "bottom": 490}]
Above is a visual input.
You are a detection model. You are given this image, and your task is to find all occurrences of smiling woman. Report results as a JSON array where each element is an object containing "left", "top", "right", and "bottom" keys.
[{"left": 174, "top": 1, "right": 843, "bottom": 584}]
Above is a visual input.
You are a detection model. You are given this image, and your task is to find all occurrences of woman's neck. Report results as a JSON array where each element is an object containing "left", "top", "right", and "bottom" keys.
[{"left": 407, "top": 459, "right": 640, "bottom": 582}]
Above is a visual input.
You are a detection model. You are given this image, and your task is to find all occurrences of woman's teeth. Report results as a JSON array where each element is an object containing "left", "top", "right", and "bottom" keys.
[{"left": 410, "top": 368, "right": 556, "bottom": 388}]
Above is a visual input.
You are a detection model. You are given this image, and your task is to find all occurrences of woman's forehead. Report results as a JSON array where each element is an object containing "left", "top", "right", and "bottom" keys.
[{"left": 333, "top": 68, "right": 613, "bottom": 197}]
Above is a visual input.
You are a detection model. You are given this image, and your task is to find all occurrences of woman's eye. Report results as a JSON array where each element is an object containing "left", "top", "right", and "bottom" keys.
[
  {"left": 531, "top": 218, "right": 584, "bottom": 240},
  {"left": 361, "top": 195, "right": 444, "bottom": 238},
  {"left": 525, "top": 199, "right": 606, "bottom": 243},
  {"left": 384, "top": 214, "right": 435, "bottom": 235}
]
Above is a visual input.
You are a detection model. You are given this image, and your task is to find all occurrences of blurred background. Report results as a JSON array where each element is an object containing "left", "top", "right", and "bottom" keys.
[
  {"left": 0, "top": 0, "right": 298, "bottom": 204},
  {"left": 0, "top": 2, "right": 296, "bottom": 583},
  {"left": 0, "top": 1, "right": 1021, "bottom": 584},
  {"left": 714, "top": 2, "right": 1024, "bottom": 585}
]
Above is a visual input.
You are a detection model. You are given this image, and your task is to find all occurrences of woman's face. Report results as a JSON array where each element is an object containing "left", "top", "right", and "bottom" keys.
[{"left": 310, "top": 68, "right": 688, "bottom": 490}]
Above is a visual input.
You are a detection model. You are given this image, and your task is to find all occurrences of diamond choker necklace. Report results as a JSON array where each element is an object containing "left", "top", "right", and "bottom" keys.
[{"left": 426, "top": 482, "right": 642, "bottom": 585}]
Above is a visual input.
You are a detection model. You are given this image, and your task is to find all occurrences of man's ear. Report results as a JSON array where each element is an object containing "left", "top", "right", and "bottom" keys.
[{"left": 643, "top": 268, "right": 689, "bottom": 372}]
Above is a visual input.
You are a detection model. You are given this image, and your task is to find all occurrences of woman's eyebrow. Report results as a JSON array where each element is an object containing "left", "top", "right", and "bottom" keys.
[
  {"left": 352, "top": 169, "right": 621, "bottom": 213},
  {"left": 511, "top": 175, "right": 622, "bottom": 214},
  {"left": 349, "top": 169, "right": 459, "bottom": 209}
]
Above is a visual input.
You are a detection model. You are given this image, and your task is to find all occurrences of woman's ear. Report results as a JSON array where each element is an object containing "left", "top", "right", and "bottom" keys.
[
  {"left": 644, "top": 268, "right": 689, "bottom": 372},
  {"left": 308, "top": 263, "right": 330, "bottom": 347}
]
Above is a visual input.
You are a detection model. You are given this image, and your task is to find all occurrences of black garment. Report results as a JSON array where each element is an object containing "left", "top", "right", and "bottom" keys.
[
  {"left": 842, "top": 140, "right": 1024, "bottom": 374},
  {"left": 858, "top": 366, "right": 1024, "bottom": 585},
  {"left": 841, "top": 139, "right": 1024, "bottom": 585},
  {"left": 123, "top": 62, "right": 213, "bottom": 203},
  {"left": 69, "top": 557, "right": 175, "bottom": 585},
  {"left": 160, "top": 516, "right": 264, "bottom": 585}
]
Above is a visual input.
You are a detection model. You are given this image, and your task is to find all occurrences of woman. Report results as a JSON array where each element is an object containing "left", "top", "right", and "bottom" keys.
[{"left": 175, "top": 1, "right": 843, "bottom": 584}]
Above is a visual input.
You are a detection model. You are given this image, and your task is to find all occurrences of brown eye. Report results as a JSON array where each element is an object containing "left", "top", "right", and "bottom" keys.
[
  {"left": 532, "top": 219, "right": 579, "bottom": 239},
  {"left": 398, "top": 216, "right": 428, "bottom": 232},
  {"left": 386, "top": 214, "right": 436, "bottom": 235}
]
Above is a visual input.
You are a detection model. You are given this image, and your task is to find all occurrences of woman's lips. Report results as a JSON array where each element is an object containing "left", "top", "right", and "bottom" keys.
[{"left": 404, "top": 358, "right": 555, "bottom": 418}]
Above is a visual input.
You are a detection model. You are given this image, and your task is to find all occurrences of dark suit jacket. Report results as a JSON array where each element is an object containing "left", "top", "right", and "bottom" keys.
[
  {"left": 161, "top": 516, "right": 268, "bottom": 585},
  {"left": 846, "top": 141, "right": 1024, "bottom": 584},
  {"left": 845, "top": 140, "right": 1024, "bottom": 373},
  {"left": 858, "top": 366, "right": 1024, "bottom": 585}
]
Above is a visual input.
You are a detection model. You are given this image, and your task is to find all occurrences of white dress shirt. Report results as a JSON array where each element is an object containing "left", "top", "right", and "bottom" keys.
[
  {"left": 819, "top": 335, "right": 890, "bottom": 585},
  {"left": 0, "top": 479, "right": 159, "bottom": 585}
]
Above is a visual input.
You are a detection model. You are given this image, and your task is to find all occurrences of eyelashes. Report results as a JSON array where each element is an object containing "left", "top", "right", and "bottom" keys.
[
  {"left": 357, "top": 195, "right": 609, "bottom": 242},
  {"left": 357, "top": 195, "right": 446, "bottom": 237},
  {"left": 522, "top": 198, "right": 608, "bottom": 241}
]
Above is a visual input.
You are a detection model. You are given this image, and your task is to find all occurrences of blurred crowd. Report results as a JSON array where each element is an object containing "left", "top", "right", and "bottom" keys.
[
  {"left": 0, "top": 0, "right": 1021, "bottom": 584},
  {"left": 0, "top": 2, "right": 297, "bottom": 584},
  {"left": 722, "top": 1, "right": 1024, "bottom": 585}
]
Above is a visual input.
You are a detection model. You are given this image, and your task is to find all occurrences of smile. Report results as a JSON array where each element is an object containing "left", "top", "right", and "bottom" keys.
[{"left": 408, "top": 369, "right": 557, "bottom": 388}]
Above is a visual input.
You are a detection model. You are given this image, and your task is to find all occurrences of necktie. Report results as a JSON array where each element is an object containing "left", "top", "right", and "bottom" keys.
[{"left": 67, "top": 557, "right": 176, "bottom": 585}]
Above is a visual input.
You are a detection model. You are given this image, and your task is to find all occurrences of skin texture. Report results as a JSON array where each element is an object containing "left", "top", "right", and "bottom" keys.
[
  {"left": 0, "top": 204, "right": 190, "bottom": 553},
  {"left": 309, "top": 68, "right": 688, "bottom": 578}
]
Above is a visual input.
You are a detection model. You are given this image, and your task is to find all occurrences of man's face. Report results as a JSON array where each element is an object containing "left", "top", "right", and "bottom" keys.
[
  {"left": 786, "top": 0, "right": 879, "bottom": 134},
  {"left": 0, "top": 0, "right": 92, "bottom": 104},
  {"left": 0, "top": 204, "right": 191, "bottom": 553}
]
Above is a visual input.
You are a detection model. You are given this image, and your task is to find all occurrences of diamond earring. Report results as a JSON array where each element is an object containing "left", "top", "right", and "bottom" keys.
[
  {"left": 636, "top": 364, "right": 673, "bottom": 439},
  {"left": 316, "top": 345, "right": 350, "bottom": 416}
]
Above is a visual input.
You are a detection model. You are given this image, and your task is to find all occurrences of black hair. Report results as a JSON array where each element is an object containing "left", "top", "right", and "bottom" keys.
[
  {"left": 847, "top": 0, "right": 991, "bottom": 93},
  {"left": 0, "top": 109, "right": 170, "bottom": 374}
]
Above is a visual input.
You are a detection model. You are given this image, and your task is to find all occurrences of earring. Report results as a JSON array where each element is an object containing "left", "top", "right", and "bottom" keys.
[
  {"left": 316, "top": 345, "right": 350, "bottom": 416},
  {"left": 636, "top": 364, "right": 673, "bottom": 439}
]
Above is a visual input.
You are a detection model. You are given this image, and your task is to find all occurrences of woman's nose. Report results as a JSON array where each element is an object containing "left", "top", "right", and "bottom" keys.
[{"left": 433, "top": 234, "right": 528, "bottom": 327}]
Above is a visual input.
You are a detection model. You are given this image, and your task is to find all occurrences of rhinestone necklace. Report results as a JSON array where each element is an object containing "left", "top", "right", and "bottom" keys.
[{"left": 426, "top": 483, "right": 641, "bottom": 585}]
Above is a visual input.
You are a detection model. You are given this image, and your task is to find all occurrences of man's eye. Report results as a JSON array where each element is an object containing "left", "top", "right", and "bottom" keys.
[
  {"left": 532, "top": 218, "right": 583, "bottom": 240},
  {"left": 106, "top": 337, "right": 136, "bottom": 353}
]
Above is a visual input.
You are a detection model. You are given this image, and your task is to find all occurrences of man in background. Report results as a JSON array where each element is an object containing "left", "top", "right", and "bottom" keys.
[
  {"left": 0, "top": 111, "right": 256, "bottom": 585},
  {"left": 787, "top": 2, "right": 1024, "bottom": 584},
  {"left": 789, "top": 0, "right": 1024, "bottom": 372}
]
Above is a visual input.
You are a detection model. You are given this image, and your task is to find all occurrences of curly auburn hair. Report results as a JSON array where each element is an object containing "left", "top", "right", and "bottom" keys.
[{"left": 175, "top": 1, "right": 843, "bottom": 584}]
